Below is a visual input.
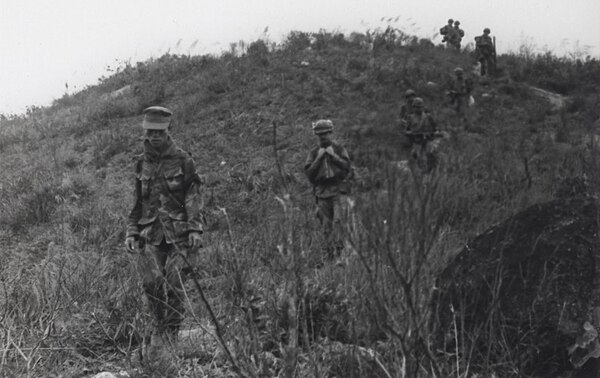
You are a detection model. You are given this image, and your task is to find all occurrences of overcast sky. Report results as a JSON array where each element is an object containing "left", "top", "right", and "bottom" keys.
[{"left": 0, "top": 0, "right": 598, "bottom": 115}]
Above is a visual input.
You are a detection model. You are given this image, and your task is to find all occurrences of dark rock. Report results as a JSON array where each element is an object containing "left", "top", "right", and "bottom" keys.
[{"left": 431, "top": 197, "right": 600, "bottom": 376}]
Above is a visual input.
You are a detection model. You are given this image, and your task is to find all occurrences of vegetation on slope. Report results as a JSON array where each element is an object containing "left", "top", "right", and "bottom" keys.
[{"left": 0, "top": 26, "right": 599, "bottom": 377}]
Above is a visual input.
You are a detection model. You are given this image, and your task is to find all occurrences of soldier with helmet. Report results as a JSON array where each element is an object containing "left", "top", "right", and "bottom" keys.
[
  {"left": 440, "top": 19, "right": 457, "bottom": 48},
  {"left": 124, "top": 106, "right": 204, "bottom": 353},
  {"left": 400, "top": 89, "right": 417, "bottom": 123},
  {"left": 403, "top": 97, "right": 441, "bottom": 172},
  {"left": 304, "top": 119, "right": 352, "bottom": 260},
  {"left": 447, "top": 67, "right": 474, "bottom": 128},
  {"left": 452, "top": 20, "right": 465, "bottom": 50},
  {"left": 475, "top": 28, "right": 495, "bottom": 76}
]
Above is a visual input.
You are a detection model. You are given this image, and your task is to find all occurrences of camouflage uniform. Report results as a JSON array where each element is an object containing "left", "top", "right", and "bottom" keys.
[
  {"left": 304, "top": 120, "right": 352, "bottom": 259},
  {"left": 475, "top": 29, "right": 495, "bottom": 76},
  {"left": 126, "top": 108, "right": 203, "bottom": 342}
]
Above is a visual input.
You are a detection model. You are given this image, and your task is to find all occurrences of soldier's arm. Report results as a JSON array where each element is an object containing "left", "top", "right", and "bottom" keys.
[
  {"left": 183, "top": 157, "right": 204, "bottom": 235},
  {"left": 126, "top": 162, "right": 143, "bottom": 239},
  {"left": 304, "top": 149, "right": 323, "bottom": 184},
  {"left": 328, "top": 145, "right": 351, "bottom": 173}
]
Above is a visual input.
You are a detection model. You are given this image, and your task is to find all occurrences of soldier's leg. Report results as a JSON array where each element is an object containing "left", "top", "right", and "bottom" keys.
[
  {"left": 482, "top": 58, "right": 488, "bottom": 76},
  {"left": 425, "top": 140, "right": 441, "bottom": 173},
  {"left": 331, "top": 195, "right": 350, "bottom": 256},
  {"left": 457, "top": 96, "right": 472, "bottom": 130},
  {"left": 487, "top": 56, "right": 494, "bottom": 76},
  {"left": 316, "top": 197, "right": 335, "bottom": 258},
  {"left": 137, "top": 241, "right": 169, "bottom": 338},
  {"left": 163, "top": 241, "right": 189, "bottom": 342},
  {"left": 410, "top": 143, "right": 427, "bottom": 170}
]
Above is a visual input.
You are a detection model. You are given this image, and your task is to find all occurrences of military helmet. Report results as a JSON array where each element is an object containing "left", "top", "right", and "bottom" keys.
[
  {"left": 484, "top": 28, "right": 491, "bottom": 34},
  {"left": 312, "top": 119, "right": 334, "bottom": 135},
  {"left": 454, "top": 20, "right": 460, "bottom": 26},
  {"left": 405, "top": 89, "right": 416, "bottom": 98},
  {"left": 454, "top": 67, "right": 464, "bottom": 74},
  {"left": 448, "top": 19, "right": 454, "bottom": 24},
  {"left": 412, "top": 97, "right": 424, "bottom": 107}
]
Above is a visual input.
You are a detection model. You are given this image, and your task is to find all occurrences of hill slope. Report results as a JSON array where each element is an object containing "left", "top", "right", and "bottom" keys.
[{"left": 0, "top": 29, "right": 599, "bottom": 377}]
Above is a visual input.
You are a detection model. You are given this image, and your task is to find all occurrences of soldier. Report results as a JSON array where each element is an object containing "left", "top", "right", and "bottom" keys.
[
  {"left": 452, "top": 20, "right": 465, "bottom": 50},
  {"left": 475, "top": 28, "right": 495, "bottom": 76},
  {"left": 124, "top": 106, "right": 203, "bottom": 351},
  {"left": 447, "top": 67, "right": 474, "bottom": 128},
  {"left": 400, "top": 89, "right": 417, "bottom": 123},
  {"left": 304, "top": 119, "right": 352, "bottom": 260},
  {"left": 404, "top": 97, "right": 441, "bottom": 172},
  {"left": 440, "top": 19, "right": 456, "bottom": 49}
]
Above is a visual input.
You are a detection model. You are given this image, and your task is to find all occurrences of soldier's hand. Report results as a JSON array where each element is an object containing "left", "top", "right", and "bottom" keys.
[
  {"left": 316, "top": 148, "right": 327, "bottom": 159},
  {"left": 325, "top": 146, "right": 335, "bottom": 156},
  {"left": 188, "top": 231, "right": 203, "bottom": 250},
  {"left": 125, "top": 237, "right": 139, "bottom": 254}
]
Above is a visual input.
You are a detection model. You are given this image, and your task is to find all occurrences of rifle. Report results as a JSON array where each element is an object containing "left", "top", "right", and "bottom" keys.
[{"left": 492, "top": 36, "right": 497, "bottom": 74}]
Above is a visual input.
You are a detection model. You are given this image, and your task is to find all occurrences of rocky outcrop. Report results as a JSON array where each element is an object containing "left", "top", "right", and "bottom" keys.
[{"left": 431, "top": 196, "right": 600, "bottom": 376}]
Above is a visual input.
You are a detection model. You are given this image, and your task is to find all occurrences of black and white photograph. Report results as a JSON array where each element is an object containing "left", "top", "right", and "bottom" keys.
[{"left": 1, "top": 0, "right": 599, "bottom": 376}]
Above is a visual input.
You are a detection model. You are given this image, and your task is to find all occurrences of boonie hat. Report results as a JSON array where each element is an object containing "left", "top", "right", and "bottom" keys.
[
  {"left": 312, "top": 119, "right": 334, "bottom": 135},
  {"left": 142, "top": 106, "right": 172, "bottom": 130},
  {"left": 412, "top": 97, "right": 424, "bottom": 107}
]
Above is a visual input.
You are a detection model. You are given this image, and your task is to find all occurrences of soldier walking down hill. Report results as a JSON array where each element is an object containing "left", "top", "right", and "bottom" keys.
[
  {"left": 475, "top": 28, "right": 496, "bottom": 76},
  {"left": 403, "top": 97, "right": 442, "bottom": 172},
  {"left": 447, "top": 67, "right": 474, "bottom": 129},
  {"left": 304, "top": 119, "right": 352, "bottom": 261},
  {"left": 124, "top": 106, "right": 204, "bottom": 354},
  {"left": 452, "top": 20, "right": 465, "bottom": 50}
]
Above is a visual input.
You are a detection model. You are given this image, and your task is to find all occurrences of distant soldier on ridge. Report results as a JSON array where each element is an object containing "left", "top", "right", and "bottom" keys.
[
  {"left": 452, "top": 20, "right": 465, "bottom": 50},
  {"left": 440, "top": 19, "right": 457, "bottom": 49},
  {"left": 475, "top": 28, "right": 496, "bottom": 76},
  {"left": 304, "top": 119, "right": 352, "bottom": 261}
]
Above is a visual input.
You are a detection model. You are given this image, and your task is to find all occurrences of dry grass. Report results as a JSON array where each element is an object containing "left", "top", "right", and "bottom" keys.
[{"left": 0, "top": 27, "right": 598, "bottom": 377}]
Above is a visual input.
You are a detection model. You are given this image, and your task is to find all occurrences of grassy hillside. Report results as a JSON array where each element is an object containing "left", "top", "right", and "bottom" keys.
[{"left": 0, "top": 28, "right": 599, "bottom": 377}]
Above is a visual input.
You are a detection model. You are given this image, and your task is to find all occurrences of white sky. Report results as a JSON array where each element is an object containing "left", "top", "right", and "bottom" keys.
[{"left": 0, "top": 0, "right": 598, "bottom": 115}]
